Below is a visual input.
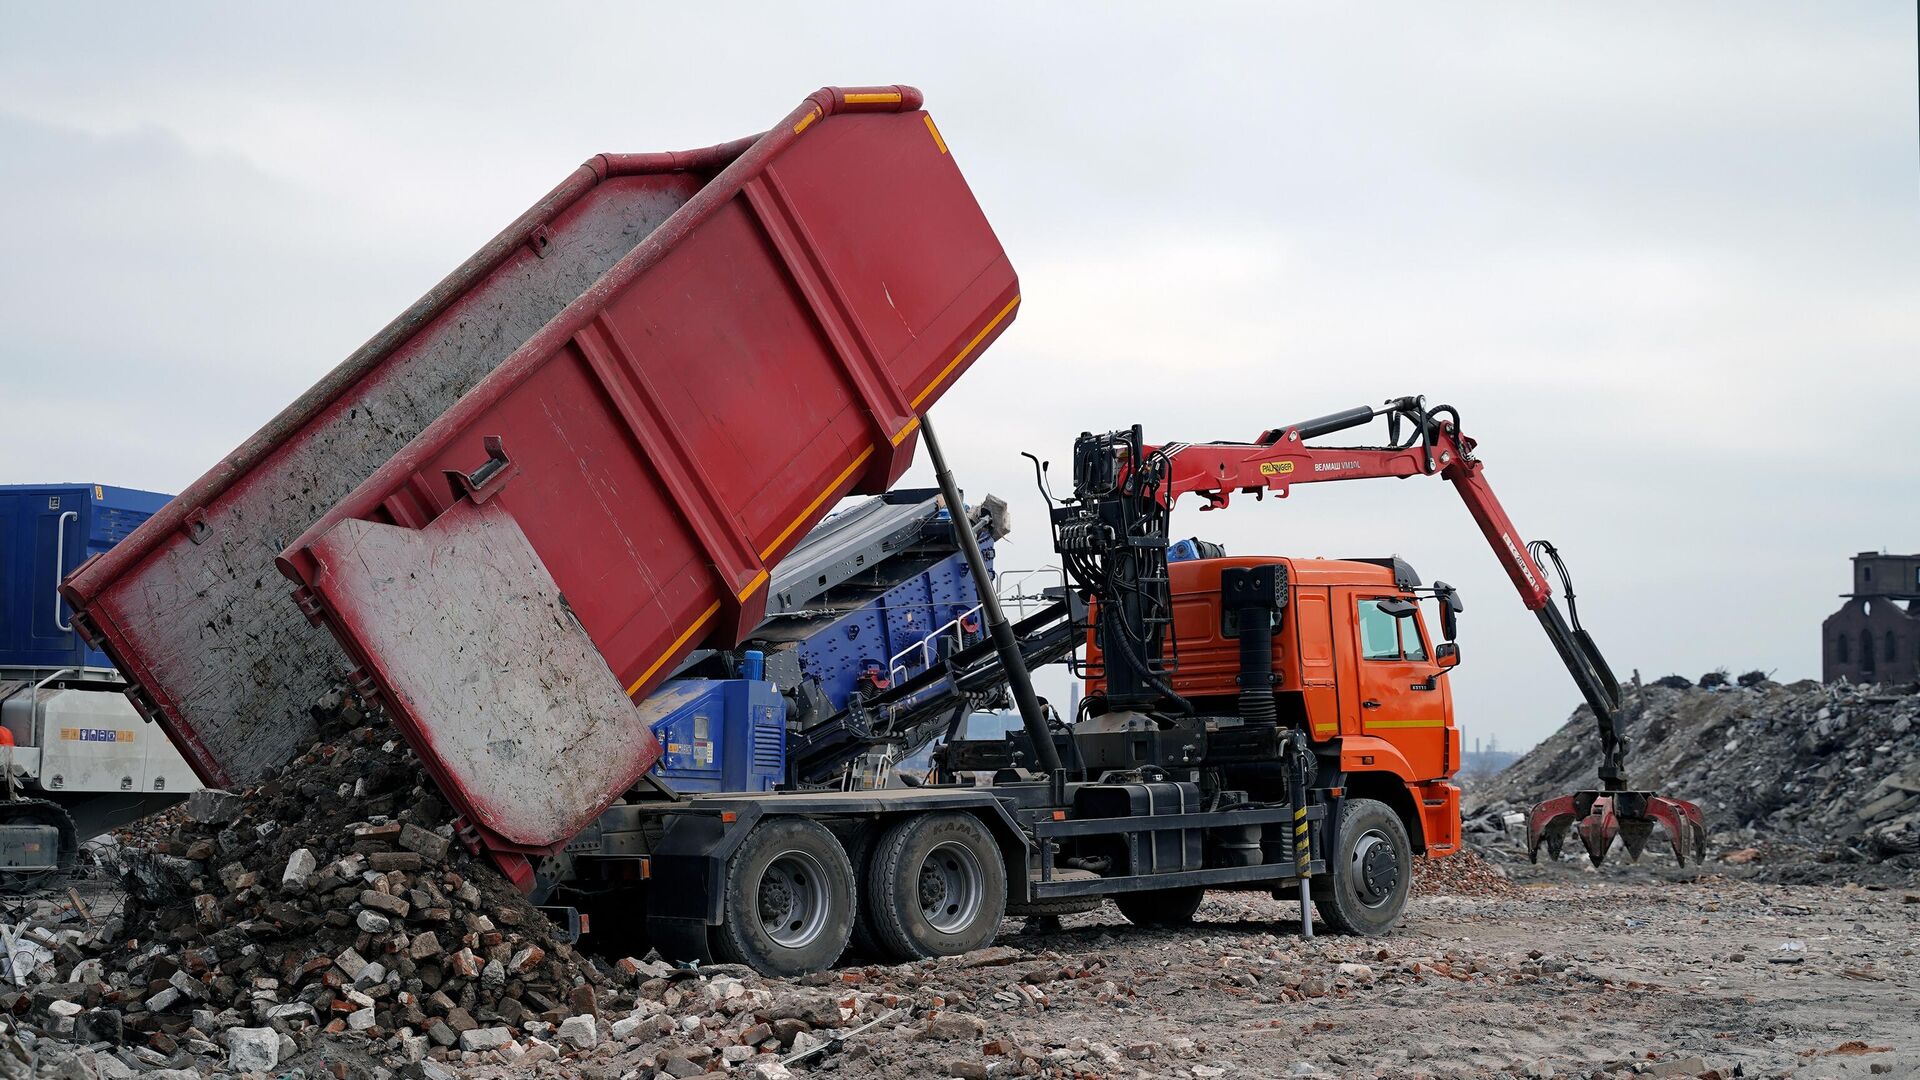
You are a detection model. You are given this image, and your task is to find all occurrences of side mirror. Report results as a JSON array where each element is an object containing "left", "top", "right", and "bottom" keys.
[
  {"left": 1435, "top": 642, "right": 1461, "bottom": 669},
  {"left": 1377, "top": 598, "right": 1418, "bottom": 618},
  {"left": 1433, "top": 580, "right": 1464, "bottom": 641}
]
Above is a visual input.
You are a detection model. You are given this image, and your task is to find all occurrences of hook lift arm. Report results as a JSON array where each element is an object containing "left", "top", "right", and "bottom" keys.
[{"left": 1082, "top": 396, "right": 1704, "bottom": 865}]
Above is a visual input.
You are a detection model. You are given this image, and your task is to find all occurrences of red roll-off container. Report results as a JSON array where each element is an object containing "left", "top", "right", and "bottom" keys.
[
  {"left": 273, "top": 87, "right": 1017, "bottom": 886},
  {"left": 62, "top": 87, "right": 1019, "bottom": 888}
]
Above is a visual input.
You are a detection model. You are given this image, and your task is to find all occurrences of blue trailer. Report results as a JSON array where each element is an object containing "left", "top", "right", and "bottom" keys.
[{"left": 0, "top": 484, "right": 171, "bottom": 671}]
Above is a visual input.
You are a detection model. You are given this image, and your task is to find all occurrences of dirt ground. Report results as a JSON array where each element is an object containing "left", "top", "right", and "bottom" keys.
[
  {"left": 16, "top": 853, "right": 1920, "bottom": 1080},
  {"left": 803, "top": 867, "right": 1920, "bottom": 1080}
]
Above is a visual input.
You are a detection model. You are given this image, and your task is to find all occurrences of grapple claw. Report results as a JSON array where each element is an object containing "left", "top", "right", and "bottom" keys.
[
  {"left": 1576, "top": 801, "right": 1616, "bottom": 866},
  {"left": 1644, "top": 796, "right": 1707, "bottom": 866},
  {"left": 1528, "top": 790, "right": 1706, "bottom": 867},
  {"left": 1526, "top": 795, "right": 1578, "bottom": 864}
]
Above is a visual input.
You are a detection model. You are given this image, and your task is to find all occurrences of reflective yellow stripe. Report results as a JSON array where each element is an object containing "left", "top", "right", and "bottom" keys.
[
  {"left": 911, "top": 295, "right": 1020, "bottom": 409},
  {"left": 792, "top": 109, "right": 821, "bottom": 135},
  {"left": 758, "top": 445, "right": 877, "bottom": 561},
  {"left": 923, "top": 114, "right": 948, "bottom": 154},
  {"left": 890, "top": 416, "right": 921, "bottom": 446},
  {"left": 627, "top": 600, "right": 723, "bottom": 697},
  {"left": 1364, "top": 718, "right": 1447, "bottom": 729},
  {"left": 735, "top": 569, "right": 769, "bottom": 602},
  {"left": 845, "top": 92, "right": 902, "bottom": 104}
]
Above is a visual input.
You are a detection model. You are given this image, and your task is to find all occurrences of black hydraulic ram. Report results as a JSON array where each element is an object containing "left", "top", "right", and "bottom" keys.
[{"left": 920, "top": 416, "right": 1063, "bottom": 774}]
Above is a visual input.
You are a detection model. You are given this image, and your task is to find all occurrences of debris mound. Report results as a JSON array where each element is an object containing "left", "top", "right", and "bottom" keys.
[
  {"left": 1466, "top": 680, "right": 1920, "bottom": 880},
  {"left": 0, "top": 692, "right": 981, "bottom": 1077},
  {"left": 1413, "top": 848, "right": 1518, "bottom": 898}
]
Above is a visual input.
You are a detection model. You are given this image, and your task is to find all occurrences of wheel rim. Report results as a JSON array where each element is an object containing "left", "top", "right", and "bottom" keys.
[
  {"left": 917, "top": 840, "right": 985, "bottom": 934},
  {"left": 754, "top": 849, "right": 831, "bottom": 949},
  {"left": 1348, "top": 829, "right": 1400, "bottom": 909}
]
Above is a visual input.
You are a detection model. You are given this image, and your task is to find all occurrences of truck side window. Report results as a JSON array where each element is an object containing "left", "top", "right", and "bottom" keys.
[{"left": 1357, "top": 600, "right": 1401, "bottom": 660}]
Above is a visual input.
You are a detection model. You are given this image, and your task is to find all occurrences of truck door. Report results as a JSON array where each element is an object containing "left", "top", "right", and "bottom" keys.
[{"left": 1349, "top": 593, "right": 1450, "bottom": 779}]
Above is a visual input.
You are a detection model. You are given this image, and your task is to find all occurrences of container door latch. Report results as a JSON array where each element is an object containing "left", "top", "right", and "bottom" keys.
[{"left": 446, "top": 436, "right": 517, "bottom": 505}]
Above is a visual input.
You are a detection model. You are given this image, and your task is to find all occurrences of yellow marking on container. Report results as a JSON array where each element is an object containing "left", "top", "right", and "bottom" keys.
[
  {"left": 890, "top": 416, "right": 922, "bottom": 446},
  {"left": 758, "top": 445, "right": 878, "bottom": 561},
  {"left": 923, "top": 114, "right": 948, "bottom": 154},
  {"left": 792, "top": 109, "right": 821, "bottom": 135},
  {"left": 910, "top": 295, "right": 1020, "bottom": 409},
  {"left": 627, "top": 600, "right": 723, "bottom": 697},
  {"left": 845, "top": 91, "right": 903, "bottom": 104},
  {"left": 1363, "top": 717, "right": 1447, "bottom": 729},
  {"left": 735, "top": 569, "right": 769, "bottom": 602}
]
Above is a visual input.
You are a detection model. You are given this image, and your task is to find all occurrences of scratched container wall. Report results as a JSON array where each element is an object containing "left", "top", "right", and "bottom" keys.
[
  {"left": 275, "top": 87, "right": 1019, "bottom": 883},
  {"left": 61, "top": 128, "right": 761, "bottom": 789}
]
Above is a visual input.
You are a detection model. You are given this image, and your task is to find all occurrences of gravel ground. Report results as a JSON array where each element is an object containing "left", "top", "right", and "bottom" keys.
[
  {"left": 11, "top": 865, "right": 1918, "bottom": 1079},
  {"left": 790, "top": 873, "right": 1920, "bottom": 1080}
]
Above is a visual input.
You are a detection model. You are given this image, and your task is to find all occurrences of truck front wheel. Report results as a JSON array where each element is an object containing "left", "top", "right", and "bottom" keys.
[
  {"left": 710, "top": 817, "right": 854, "bottom": 976},
  {"left": 866, "top": 812, "right": 1007, "bottom": 961},
  {"left": 1313, "top": 798, "right": 1412, "bottom": 936}
]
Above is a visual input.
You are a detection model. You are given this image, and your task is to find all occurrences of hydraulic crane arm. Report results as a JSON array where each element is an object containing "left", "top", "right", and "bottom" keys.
[
  {"left": 1065, "top": 395, "right": 1703, "bottom": 865},
  {"left": 1141, "top": 397, "right": 1627, "bottom": 770}
]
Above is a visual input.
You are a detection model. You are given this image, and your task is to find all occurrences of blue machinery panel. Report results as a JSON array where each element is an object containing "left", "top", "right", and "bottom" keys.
[
  {"left": 635, "top": 665, "right": 788, "bottom": 794},
  {"left": 788, "top": 536, "right": 990, "bottom": 713}
]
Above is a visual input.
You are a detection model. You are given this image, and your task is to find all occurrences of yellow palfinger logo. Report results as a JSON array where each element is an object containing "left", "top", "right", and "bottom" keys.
[{"left": 1260, "top": 461, "right": 1296, "bottom": 476}]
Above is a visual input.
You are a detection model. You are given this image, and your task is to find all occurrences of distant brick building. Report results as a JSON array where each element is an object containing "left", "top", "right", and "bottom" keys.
[{"left": 1823, "top": 552, "right": 1920, "bottom": 684}]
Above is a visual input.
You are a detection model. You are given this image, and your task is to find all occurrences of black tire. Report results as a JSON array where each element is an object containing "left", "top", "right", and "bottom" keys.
[
  {"left": 1313, "top": 798, "right": 1412, "bottom": 936},
  {"left": 1114, "top": 885, "right": 1206, "bottom": 928},
  {"left": 866, "top": 812, "right": 1007, "bottom": 961},
  {"left": 840, "top": 824, "right": 886, "bottom": 963},
  {"left": 709, "top": 817, "right": 854, "bottom": 976}
]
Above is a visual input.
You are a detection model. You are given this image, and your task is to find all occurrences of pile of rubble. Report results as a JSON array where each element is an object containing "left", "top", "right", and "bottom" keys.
[
  {"left": 1412, "top": 849, "right": 1518, "bottom": 898},
  {"left": 1467, "top": 679, "right": 1920, "bottom": 879},
  {"left": 0, "top": 693, "right": 904, "bottom": 1078}
]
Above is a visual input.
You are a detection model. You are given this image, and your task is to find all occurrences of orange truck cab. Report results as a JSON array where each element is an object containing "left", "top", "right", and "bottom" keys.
[{"left": 1089, "top": 554, "right": 1463, "bottom": 858}]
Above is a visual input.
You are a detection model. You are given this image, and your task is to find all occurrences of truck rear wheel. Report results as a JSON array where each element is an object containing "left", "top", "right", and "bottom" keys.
[
  {"left": 710, "top": 817, "right": 853, "bottom": 976},
  {"left": 866, "top": 812, "right": 1006, "bottom": 961},
  {"left": 1115, "top": 885, "right": 1206, "bottom": 928},
  {"left": 839, "top": 824, "right": 886, "bottom": 963},
  {"left": 1313, "top": 798, "right": 1411, "bottom": 936}
]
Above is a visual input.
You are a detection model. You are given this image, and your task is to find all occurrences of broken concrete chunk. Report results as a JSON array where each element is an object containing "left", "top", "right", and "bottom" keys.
[
  {"left": 188, "top": 789, "right": 246, "bottom": 825},
  {"left": 918, "top": 1012, "right": 989, "bottom": 1040},
  {"left": 359, "top": 889, "right": 410, "bottom": 918},
  {"left": 556, "top": 1013, "right": 597, "bottom": 1049},
  {"left": 280, "top": 847, "right": 317, "bottom": 891},
  {"left": 224, "top": 1027, "right": 280, "bottom": 1072},
  {"left": 399, "top": 822, "right": 452, "bottom": 862},
  {"left": 458, "top": 1026, "right": 513, "bottom": 1052},
  {"left": 334, "top": 947, "right": 370, "bottom": 980}
]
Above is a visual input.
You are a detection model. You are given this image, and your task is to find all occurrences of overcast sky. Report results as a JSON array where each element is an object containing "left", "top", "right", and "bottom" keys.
[{"left": 3, "top": 4, "right": 1915, "bottom": 753}]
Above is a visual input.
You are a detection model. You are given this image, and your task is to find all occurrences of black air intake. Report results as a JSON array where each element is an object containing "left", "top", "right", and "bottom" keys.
[{"left": 1222, "top": 564, "right": 1288, "bottom": 725}]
